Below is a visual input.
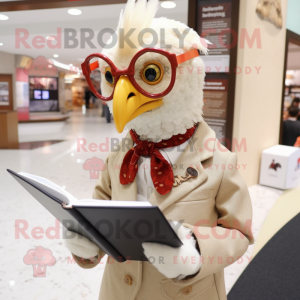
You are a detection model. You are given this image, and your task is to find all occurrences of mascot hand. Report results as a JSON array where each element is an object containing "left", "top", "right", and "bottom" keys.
[
  {"left": 64, "top": 230, "right": 99, "bottom": 259},
  {"left": 142, "top": 223, "right": 201, "bottom": 280}
]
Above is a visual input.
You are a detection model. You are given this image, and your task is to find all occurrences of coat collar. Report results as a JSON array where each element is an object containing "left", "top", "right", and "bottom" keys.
[{"left": 112, "top": 121, "right": 216, "bottom": 211}]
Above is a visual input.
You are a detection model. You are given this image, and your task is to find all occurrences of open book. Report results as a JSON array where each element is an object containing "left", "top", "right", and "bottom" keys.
[
  {"left": 18, "top": 171, "right": 152, "bottom": 208},
  {"left": 7, "top": 169, "right": 182, "bottom": 261}
]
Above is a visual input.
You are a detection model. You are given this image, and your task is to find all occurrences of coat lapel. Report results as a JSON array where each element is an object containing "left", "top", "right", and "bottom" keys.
[{"left": 149, "top": 121, "right": 216, "bottom": 212}]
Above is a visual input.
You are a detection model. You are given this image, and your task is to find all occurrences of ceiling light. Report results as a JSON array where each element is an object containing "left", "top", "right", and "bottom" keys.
[
  {"left": 0, "top": 43, "right": 3, "bottom": 46},
  {"left": 46, "top": 36, "right": 55, "bottom": 41},
  {"left": 161, "top": 1, "right": 176, "bottom": 9},
  {"left": 68, "top": 9, "right": 82, "bottom": 16},
  {"left": 0, "top": 14, "right": 9, "bottom": 21},
  {"left": 53, "top": 54, "right": 59, "bottom": 58}
]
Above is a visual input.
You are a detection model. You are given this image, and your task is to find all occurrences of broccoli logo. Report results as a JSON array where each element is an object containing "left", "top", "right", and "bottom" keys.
[
  {"left": 83, "top": 157, "right": 106, "bottom": 179},
  {"left": 23, "top": 246, "right": 56, "bottom": 277}
]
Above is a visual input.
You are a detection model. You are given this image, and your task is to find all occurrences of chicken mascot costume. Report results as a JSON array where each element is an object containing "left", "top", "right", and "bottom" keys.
[{"left": 64, "top": 0, "right": 253, "bottom": 299}]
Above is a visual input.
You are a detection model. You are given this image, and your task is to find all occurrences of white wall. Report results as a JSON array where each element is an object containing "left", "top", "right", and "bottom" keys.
[
  {"left": 286, "top": 0, "right": 300, "bottom": 36},
  {"left": 233, "top": 0, "right": 289, "bottom": 186},
  {"left": 0, "top": 50, "right": 16, "bottom": 110}
]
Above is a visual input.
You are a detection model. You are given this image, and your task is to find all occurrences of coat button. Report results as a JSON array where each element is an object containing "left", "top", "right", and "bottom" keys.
[
  {"left": 186, "top": 167, "right": 198, "bottom": 177},
  {"left": 124, "top": 275, "right": 132, "bottom": 285},
  {"left": 182, "top": 285, "right": 192, "bottom": 295}
]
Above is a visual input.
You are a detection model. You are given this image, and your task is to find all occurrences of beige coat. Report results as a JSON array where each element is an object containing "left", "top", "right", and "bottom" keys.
[{"left": 73, "top": 121, "right": 254, "bottom": 300}]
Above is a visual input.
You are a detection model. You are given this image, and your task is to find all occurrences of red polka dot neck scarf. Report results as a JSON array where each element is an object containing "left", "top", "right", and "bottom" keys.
[{"left": 120, "top": 124, "right": 198, "bottom": 195}]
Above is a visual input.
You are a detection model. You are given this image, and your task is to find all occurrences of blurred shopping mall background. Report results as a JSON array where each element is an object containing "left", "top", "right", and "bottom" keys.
[{"left": 1, "top": 0, "right": 300, "bottom": 299}]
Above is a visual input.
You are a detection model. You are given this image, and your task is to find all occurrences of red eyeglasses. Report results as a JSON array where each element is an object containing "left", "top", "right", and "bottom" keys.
[{"left": 81, "top": 47, "right": 200, "bottom": 101}]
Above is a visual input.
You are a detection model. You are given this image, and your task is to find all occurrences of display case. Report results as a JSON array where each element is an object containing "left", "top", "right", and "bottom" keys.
[{"left": 29, "top": 76, "right": 59, "bottom": 112}]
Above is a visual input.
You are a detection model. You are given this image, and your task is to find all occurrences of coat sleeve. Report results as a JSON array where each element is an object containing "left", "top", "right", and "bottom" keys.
[
  {"left": 184, "top": 152, "right": 254, "bottom": 280},
  {"left": 72, "top": 155, "right": 112, "bottom": 269}
]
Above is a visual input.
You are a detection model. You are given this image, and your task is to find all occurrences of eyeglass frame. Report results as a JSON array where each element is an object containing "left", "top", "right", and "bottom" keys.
[{"left": 81, "top": 47, "right": 200, "bottom": 101}]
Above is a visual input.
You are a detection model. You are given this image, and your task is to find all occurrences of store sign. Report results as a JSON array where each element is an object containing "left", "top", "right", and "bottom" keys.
[
  {"left": 203, "top": 78, "right": 228, "bottom": 141},
  {"left": 198, "top": 1, "right": 232, "bottom": 72},
  {"left": 0, "top": 82, "right": 9, "bottom": 106},
  {"left": 16, "top": 82, "right": 29, "bottom": 108}
]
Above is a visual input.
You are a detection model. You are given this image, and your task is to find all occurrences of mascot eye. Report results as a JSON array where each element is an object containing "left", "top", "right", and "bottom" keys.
[
  {"left": 105, "top": 66, "right": 115, "bottom": 86},
  {"left": 141, "top": 62, "right": 163, "bottom": 85}
]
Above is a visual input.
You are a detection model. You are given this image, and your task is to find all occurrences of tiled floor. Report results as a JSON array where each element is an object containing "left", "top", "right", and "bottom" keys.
[{"left": 0, "top": 109, "right": 283, "bottom": 299}]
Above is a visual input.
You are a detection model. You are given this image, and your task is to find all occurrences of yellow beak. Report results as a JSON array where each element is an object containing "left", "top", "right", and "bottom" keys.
[{"left": 113, "top": 76, "right": 162, "bottom": 133}]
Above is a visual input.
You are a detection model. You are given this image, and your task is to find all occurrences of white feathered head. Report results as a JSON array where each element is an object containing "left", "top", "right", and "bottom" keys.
[{"left": 100, "top": 0, "right": 207, "bottom": 141}]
